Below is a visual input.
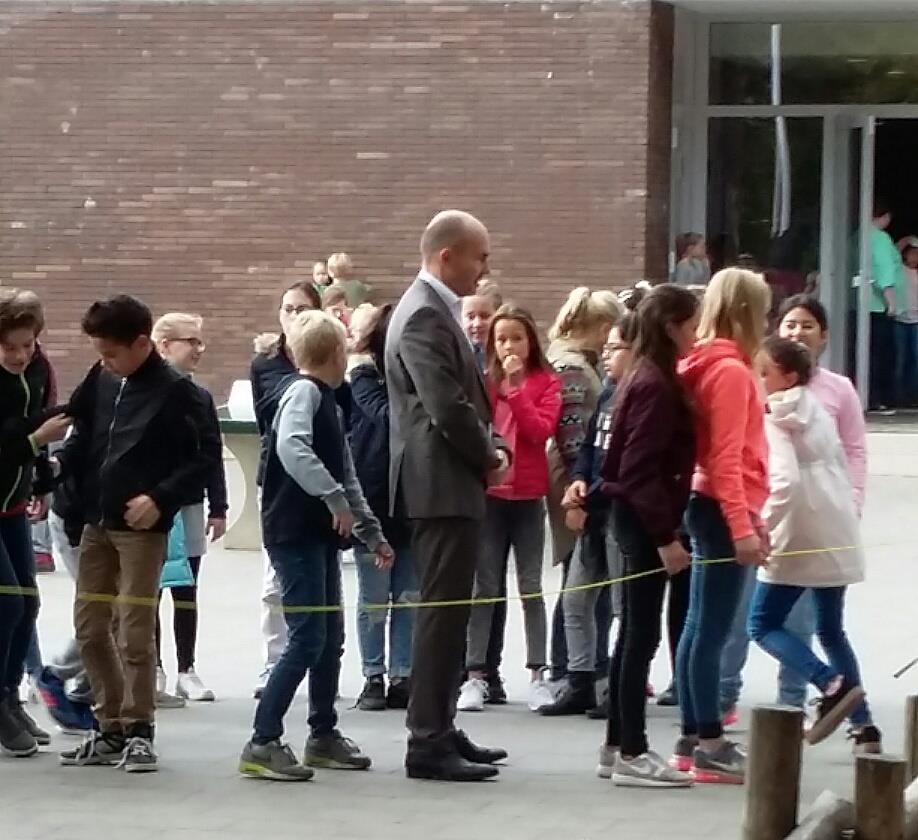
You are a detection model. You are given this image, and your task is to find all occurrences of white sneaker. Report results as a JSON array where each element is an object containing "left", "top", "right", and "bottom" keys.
[
  {"left": 612, "top": 750, "right": 694, "bottom": 788},
  {"left": 155, "top": 667, "right": 186, "bottom": 709},
  {"left": 176, "top": 669, "right": 215, "bottom": 702},
  {"left": 597, "top": 744, "right": 619, "bottom": 779},
  {"left": 527, "top": 680, "right": 554, "bottom": 712},
  {"left": 457, "top": 678, "right": 488, "bottom": 712}
]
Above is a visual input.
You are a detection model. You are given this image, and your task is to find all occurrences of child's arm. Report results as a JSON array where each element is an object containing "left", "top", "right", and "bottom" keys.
[
  {"left": 274, "top": 380, "right": 351, "bottom": 517},
  {"left": 504, "top": 375, "right": 562, "bottom": 445},
  {"left": 340, "top": 435, "right": 385, "bottom": 553}
]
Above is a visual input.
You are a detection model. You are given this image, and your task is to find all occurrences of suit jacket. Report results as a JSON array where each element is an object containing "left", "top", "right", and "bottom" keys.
[{"left": 385, "top": 276, "right": 500, "bottom": 520}]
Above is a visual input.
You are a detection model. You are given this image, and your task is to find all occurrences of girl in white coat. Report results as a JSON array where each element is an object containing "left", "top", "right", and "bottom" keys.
[{"left": 747, "top": 337, "right": 881, "bottom": 752}]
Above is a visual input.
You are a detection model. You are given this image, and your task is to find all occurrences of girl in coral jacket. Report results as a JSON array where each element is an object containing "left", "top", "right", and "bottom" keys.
[
  {"left": 673, "top": 268, "right": 772, "bottom": 785},
  {"left": 747, "top": 336, "right": 880, "bottom": 755},
  {"left": 459, "top": 306, "right": 562, "bottom": 714}
]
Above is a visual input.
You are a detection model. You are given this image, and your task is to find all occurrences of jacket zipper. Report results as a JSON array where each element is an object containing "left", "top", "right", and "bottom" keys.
[
  {"left": 1, "top": 372, "right": 32, "bottom": 511},
  {"left": 99, "top": 377, "right": 127, "bottom": 525}
]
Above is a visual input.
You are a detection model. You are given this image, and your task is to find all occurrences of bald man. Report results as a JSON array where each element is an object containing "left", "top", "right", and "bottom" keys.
[{"left": 386, "top": 211, "right": 510, "bottom": 782}]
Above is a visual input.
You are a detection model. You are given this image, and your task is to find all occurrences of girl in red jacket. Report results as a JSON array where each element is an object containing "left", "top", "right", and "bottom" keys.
[
  {"left": 459, "top": 306, "right": 562, "bottom": 714},
  {"left": 673, "top": 268, "right": 771, "bottom": 785}
]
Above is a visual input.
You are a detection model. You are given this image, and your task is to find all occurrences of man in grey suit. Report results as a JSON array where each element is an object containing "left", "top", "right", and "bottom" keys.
[{"left": 386, "top": 210, "right": 510, "bottom": 782}]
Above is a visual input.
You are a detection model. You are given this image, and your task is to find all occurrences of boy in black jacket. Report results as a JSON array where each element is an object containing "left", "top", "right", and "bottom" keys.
[{"left": 57, "top": 296, "right": 221, "bottom": 773}]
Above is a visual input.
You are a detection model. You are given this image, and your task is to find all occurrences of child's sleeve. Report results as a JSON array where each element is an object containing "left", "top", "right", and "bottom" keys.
[
  {"left": 341, "top": 435, "right": 385, "bottom": 552},
  {"left": 275, "top": 381, "right": 349, "bottom": 515}
]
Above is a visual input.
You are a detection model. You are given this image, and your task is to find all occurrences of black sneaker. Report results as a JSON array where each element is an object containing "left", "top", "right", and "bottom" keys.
[
  {"left": 485, "top": 673, "right": 507, "bottom": 705},
  {"left": 0, "top": 692, "right": 38, "bottom": 757},
  {"left": 657, "top": 683, "right": 679, "bottom": 707},
  {"left": 805, "top": 679, "right": 866, "bottom": 746},
  {"left": 305, "top": 729, "right": 372, "bottom": 770},
  {"left": 119, "top": 736, "right": 158, "bottom": 773},
  {"left": 357, "top": 676, "right": 386, "bottom": 711},
  {"left": 386, "top": 678, "right": 410, "bottom": 710},
  {"left": 60, "top": 730, "right": 125, "bottom": 766},
  {"left": 849, "top": 724, "right": 883, "bottom": 755},
  {"left": 5, "top": 693, "right": 50, "bottom": 745}
]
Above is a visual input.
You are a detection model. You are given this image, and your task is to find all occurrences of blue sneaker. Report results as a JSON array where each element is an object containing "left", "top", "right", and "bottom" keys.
[{"left": 36, "top": 668, "right": 94, "bottom": 735}]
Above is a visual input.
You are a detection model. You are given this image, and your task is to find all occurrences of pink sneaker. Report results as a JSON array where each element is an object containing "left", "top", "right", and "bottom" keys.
[
  {"left": 722, "top": 706, "right": 739, "bottom": 729},
  {"left": 670, "top": 735, "right": 698, "bottom": 772}
]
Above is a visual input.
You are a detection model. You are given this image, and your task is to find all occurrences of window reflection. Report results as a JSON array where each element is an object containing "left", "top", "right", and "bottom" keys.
[{"left": 711, "top": 22, "right": 918, "bottom": 105}]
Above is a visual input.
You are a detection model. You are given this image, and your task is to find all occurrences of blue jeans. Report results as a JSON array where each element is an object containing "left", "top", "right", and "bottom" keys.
[
  {"left": 896, "top": 321, "right": 918, "bottom": 404},
  {"left": 253, "top": 539, "right": 343, "bottom": 744},
  {"left": 718, "top": 572, "right": 813, "bottom": 709},
  {"left": 747, "top": 582, "right": 870, "bottom": 727},
  {"left": 0, "top": 514, "right": 39, "bottom": 694},
  {"left": 677, "top": 494, "right": 748, "bottom": 739},
  {"left": 355, "top": 544, "right": 417, "bottom": 679}
]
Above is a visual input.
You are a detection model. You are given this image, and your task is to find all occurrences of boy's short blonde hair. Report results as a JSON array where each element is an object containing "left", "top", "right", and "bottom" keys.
[
  {"left": 287, "top": 309, "right": 346, "bottom": 369},
  {"left": 698, "top": 268, "right": 771, "bottom": 359},
  {"left": 151, "top": 312, "right": 203, "bottom": 344},
  {"left": 327, "top": 252, "right": 353, "bottom": 281}
]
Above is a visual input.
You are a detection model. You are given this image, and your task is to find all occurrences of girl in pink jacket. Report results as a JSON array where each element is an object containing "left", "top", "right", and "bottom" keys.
[{"left": 459, "top": 306, "right": 562, "bottom": 714}]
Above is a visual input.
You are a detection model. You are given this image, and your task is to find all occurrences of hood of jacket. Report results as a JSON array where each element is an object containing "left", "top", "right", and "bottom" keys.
[
  {"left": 766, "top": 386, "right": 813, "bottom": 433},
  {"left": 679, "top": 338, "right": 748, "bottom": 389},
  {"left": 547, "top": 337, "right": 599, "bottom": 371}
]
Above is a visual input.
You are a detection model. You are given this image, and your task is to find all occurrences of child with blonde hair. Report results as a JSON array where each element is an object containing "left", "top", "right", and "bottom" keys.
[
  {"left": 150, "top": 313, "right": 227, "bottom": 705},
  {"left": 544, "top": 287, "right": 622, "bottom": 701},
  {"left": 673, "top": 268, "right": 771, "bottom": 784},
  {"left": 327, "top": 252, "right": 371, "bottom": 307}
]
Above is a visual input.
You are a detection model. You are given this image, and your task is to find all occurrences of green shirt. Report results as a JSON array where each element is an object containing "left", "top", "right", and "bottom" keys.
[{"left": 870, "top": 227, "right": 905, "bottom": 314}]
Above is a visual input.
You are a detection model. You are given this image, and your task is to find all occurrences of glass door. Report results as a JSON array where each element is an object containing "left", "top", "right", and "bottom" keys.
[{"left": 820, "top": 114, "right": 875, "bottom": 405}]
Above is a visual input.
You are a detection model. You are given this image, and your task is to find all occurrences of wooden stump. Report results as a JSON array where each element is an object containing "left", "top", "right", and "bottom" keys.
[
  {"left": 855, "top": 754, "right": 905, "bottom": 840},
  {"left": 906, "top": 696, "right": 918, "bottom": 784},
  {"left": 903, "top": 776, "right": 918, "bottom": 840},
  {"left": 786, "top": 791, "right": 854, "bottom": 840},
  {"left": 742, "top": 705, "right": 804, "bottom": 840}
]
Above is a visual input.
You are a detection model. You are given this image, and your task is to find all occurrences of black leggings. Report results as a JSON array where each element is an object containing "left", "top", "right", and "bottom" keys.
[
  {"left": 156, "top": 556, "right": 201, "bottom": 673},
  {"left": 667, "top": 564, "right": 691, "bottom": 674},
  {"left": 606, "top": 501, "right": 667, "bottom": 757}
]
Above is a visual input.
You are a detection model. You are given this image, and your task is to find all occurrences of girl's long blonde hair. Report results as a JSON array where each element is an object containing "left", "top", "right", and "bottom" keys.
[
  {"left": 151, "top": 312, "right": 203, "bottom": 344},
  {"left": 697, "top": 268, "right": 771, "bottom": 360},
  {"left": 548, "top": 287, "right": 622, "bottom": 342}
]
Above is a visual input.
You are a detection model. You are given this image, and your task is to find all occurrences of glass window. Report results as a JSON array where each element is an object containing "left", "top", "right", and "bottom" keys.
[
  {"left": 711, "top": 22, "right": 918, "bottom": 105},
  {"left": 707, "top": 118, "right": 822, "bottom": 314}
]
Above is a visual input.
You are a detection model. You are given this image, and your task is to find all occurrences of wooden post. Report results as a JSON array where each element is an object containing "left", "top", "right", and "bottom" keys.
[
  {"left": 742, "top": 705, "right": 804, "bottom": 840},
  {"left": 906, "top": 696, "right": 918, "bottom": 784},
  {"left": 904, "top": 776, "right": 918, "bottom": 840},
  {"left": 855, "top": 754, "right": 906, "bottom": 840},
  {"left": 786, "top": 791, "right": 854, "bottom": 840}
]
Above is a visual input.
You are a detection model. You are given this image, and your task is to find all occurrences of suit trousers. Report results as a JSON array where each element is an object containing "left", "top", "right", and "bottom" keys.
[{"left": 406, "top": 516, "right": 480, "bottom": 755}]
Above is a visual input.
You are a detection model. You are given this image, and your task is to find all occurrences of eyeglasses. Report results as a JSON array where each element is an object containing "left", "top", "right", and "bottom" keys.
[
  {"left": 173, "top": 337, "right": 206, "bottom": 351},
  {"left": 282, "top": 304, "right": 312, "bottom": 315}
]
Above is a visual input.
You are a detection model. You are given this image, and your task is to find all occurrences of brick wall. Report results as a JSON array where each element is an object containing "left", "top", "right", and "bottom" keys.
[{"left": 0, "top": 0, "right": 673, "bottom": 400}]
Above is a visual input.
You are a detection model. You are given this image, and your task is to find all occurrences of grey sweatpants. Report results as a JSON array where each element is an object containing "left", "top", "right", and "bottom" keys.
[
  {"left": 563, "top": 518, "right": 623, "bottom": 674},
  {"left": 466, "top": 498, "right": 547, "bottom": 671},
  {"left": 46, "top": 511, "right": 92, "bottom": 702}
]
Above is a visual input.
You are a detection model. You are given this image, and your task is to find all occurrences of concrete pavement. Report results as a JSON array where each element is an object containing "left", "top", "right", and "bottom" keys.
[{"left": 4, "top": 432, "right": 918, "bottom": 840}]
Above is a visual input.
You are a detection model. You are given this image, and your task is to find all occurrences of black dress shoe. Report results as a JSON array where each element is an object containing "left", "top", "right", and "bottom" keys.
[
  {"left": 454, "top": 729, "right": 507, "bottom": 764},
  {"left": 406, "top": 751, "right": 499, "bottom": 782}
]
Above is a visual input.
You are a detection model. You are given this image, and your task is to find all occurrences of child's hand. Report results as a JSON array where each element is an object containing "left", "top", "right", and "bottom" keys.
[
  {"left": 562, "top": 480, "right": 588, "bottom": 509},
  {"left": 502, "top": 354, "right": 525, "bottom": 388},
  {"left": 206, "top": 517, "right": 227, "bottom": 542},
  {"left": 33, "top": 414, "right": 72, "bottom": 447},
  {"left": 657, "top": 540, "right": 690, "bottom": 576},
  {"left": 565, "top": 507, "right": 587, "bottom": 533},
  {"left": 375, "top": 543, "right": 395, "bottom": 570},
  {"left": 333, "top": 509, "right": 354, "bottom": 539},
  {"left": 26, "top": 496, "right": 48, "bottom": 522}
]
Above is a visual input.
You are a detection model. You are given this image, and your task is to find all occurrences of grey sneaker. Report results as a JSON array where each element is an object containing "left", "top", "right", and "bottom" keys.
[
  {"left": 5, "top": 694, "right": 50, "bottom": 745},
  {"left": 0, "top": 697, "right": 38, "bottom": 757},
  {"left": 305, "top": 729, "right": 372, "bottom": 770},
  {"left": 612, "top": 751, "right": 694, "bottom": 788},
  {"left": 691, "top": 740, "right": 746, "bottom": 785},
  {"left": 118, "top": 736, "right": 158, "bottom": 773},
  {"left": 596, "top": 743, "right": 619, "bottom": 779},
  {"left": 60, "top": 730, "right": 124, "bottom": 766},
  {"left": 669, "top": 735, "right": 698, "bottom": 772},
  {"left": 239, "top": 740, "right": 315, "bottom": 781}
]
